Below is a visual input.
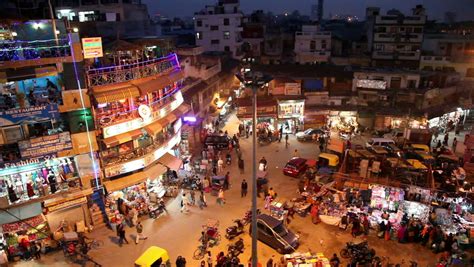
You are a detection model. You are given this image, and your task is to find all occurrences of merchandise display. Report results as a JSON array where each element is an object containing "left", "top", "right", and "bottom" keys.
[
  {"left": 0, "top": 157, "right": 79, "bottom": 205},
  {"left": 369, "top": 185, "right": 404, "bottom": 212},
  {"left": 283, "top": 252, "right": 330, "bottom": 267}
]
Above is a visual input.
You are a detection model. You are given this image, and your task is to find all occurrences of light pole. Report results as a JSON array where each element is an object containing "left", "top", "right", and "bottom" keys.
[{"left": 236, "top": 63, "right": 272, "bottom": 267}]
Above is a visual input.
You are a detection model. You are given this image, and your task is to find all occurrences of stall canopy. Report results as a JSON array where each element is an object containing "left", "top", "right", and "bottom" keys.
[
  {"left": 103, "top": 129, "right": 144, "bottom": 148},
  {"left": 94, "top": 84, "right": 140, "bottom": 104},
  {"left": 158, "top": 152, "right": 182, "bottom": 171},
  {"left": 134, "top": 70, "right": 184, "bottom": 95},
  {"left": 104, "top": 172, "right": 147, "bottom": 193},
  {"left": 143, "top": 162, "right": 167, "bottom": 179}
]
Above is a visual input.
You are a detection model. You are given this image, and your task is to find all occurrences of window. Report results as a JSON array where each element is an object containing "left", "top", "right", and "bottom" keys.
[
  {"left": 224, "top": 46, "right": 230, "bottom": 52},
  {"left": 210, "top": 25, "right": 219, "bottom": 31},
  {"left": 223, "top": 31, "right": 230, "bottom": 39},
  {"left": 223, "top": 18, "right": 229, "bottom": 25},
  {"left": 407, "top": 80, "right": 417, "bottom": 88},
  {"left": 321, "top": 44, "right": 327, "bottom": 49},
  {"left": 196, "top": 20, "right": 202, "bottom": 27},
  {"left": 310, "top": 40, "right": 316, "bottom": 51},
  {"left": 196, "top": 32, "right": 203, "bottom": 40},
  {"left": 2, "top": 126, "right": 23, "bottom": 143},
  {"left": 211, "top": 39, "right": 220, "bottom": 44},
  {"left": 413, "top": 27, "right": 422, "bottom": 33}
]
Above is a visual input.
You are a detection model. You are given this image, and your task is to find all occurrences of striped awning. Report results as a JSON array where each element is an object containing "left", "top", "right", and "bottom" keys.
[
  {"left": 94, "top": 85, "right": 140, "bottom": 104},
  {"left": 135, "top": 70, "right": 185, "bottom": 95},
  {"left": 102, "top": 129, "right": 144, "bottom": 148}
]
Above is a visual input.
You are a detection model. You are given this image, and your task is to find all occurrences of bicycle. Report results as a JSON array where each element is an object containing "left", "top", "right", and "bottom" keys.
[{"left": 193, "top": 244, "right": 208, "bottom": 260}]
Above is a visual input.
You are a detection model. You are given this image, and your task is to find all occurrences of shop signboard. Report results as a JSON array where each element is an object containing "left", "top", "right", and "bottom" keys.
[
  {"left": 82, "top": 37, "right": 103, "bottom": 59},
  {"left": 103, "top": 92, "right": 183, "bottom": 138},
  {"left": 18, "top": 132, "right": 73, "bottom": 159},
  {"left": 327, "top": 138, "right": 344, "bottom": 153},
  {"left": 104, "top": 130, "right": 182, "bottom": 178},
  {"left": 0, "top": 104, "right": 59, "bottom": 126}
]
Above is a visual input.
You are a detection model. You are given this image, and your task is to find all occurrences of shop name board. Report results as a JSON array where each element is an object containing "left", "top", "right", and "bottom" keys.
[
  {"left": 356, "top": 79, "right": 387, "bottom": 90},
  {"left": 103, "top": 92, "right": 183, "bottom": 138},
  {"left": 284, "top": 83, "right": 301, "bottom": 95},
  {"left": 0, "top": 104, "right": 59, "bottom": 126},
  {"left": 104, "top": 130, "right": 182, "bottom": 178},
  {"left": 18, "top": 132, "right": 72, "bottom": 159},
  {"left": 82, "top": 37, "right": 103, "bottom": 59}
]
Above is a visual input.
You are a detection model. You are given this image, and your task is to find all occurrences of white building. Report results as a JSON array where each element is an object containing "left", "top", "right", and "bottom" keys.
[
  {"left": 294, "top": 25, "right": 331, "bottom": 64},
  {"left": 194, "top": 0, "right": 243, "bottom": 59}
]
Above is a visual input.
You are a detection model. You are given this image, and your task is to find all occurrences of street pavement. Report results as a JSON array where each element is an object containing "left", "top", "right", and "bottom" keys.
[{"left": 12, "top": 113, "right": 443, "bottom": 267}]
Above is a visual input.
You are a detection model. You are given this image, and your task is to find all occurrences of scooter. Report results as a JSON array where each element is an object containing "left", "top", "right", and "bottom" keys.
[
  {"left": 225, "top": 219, "right": 244, "bottom": 240},
  {"left": 227, "top": 238, "right": 244, "bottom": 257}
]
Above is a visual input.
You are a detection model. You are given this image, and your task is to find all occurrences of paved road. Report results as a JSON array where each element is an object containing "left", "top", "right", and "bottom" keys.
[{"left": 13, "top": 114, "right": 441, "bottom": 267}]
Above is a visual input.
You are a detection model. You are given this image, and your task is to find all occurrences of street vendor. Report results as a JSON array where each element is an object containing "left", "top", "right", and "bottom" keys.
[{"left": 311, "top": 202, "right": 321, "bottom": 224}]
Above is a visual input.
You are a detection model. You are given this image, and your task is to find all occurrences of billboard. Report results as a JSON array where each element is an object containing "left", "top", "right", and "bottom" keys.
[
  {"left": 0, "top": 105, "right": 59, "bottom": 126},
  {"left": 18, "top": 132, "right": 73, "bottom": 159}
]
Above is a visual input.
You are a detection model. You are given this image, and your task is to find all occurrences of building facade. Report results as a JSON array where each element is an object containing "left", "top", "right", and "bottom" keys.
[
  {"left": 366, "top": 5, "right": 426, "bottom": 69},
  {"left": 194, "top": 0, "right": 244, "bottom": 59},
  {"left": 294, "top": 25, "right": 331, "bottom": 64}
]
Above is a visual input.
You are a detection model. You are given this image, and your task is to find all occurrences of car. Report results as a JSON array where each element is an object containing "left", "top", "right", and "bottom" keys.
[
  {"left": 204, "top": 135, "right": 230, "bottom": 150},
  {"left": 296, "top": 128, "right": 326, "bottom": 141},
  {"left": 283, "top": 157, "right": 307, "bottom": 177},
  {"left": 365, "top": 138, "right": 396, "bottom": 149},
  {"left": 251, "top": 214, "right": 299, "bottom": 254}
]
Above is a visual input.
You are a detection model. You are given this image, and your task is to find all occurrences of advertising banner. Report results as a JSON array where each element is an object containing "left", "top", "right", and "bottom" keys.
[
  {"left": 82, "top": 37, "right": 103, "bottom": 59},
  {"left": 0, "top": 104, "right": 59, "bottom": 126},
  {"left": 18, "top": 132, "right": 73, "bottom": 159}
]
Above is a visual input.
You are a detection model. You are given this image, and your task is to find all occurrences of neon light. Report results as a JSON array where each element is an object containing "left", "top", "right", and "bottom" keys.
[{"left": 183, "top": 116, "right": 196, "bottom": 122}]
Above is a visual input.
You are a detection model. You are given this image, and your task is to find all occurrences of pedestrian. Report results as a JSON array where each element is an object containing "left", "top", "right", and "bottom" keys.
[
  {"left": 241, "top": 179, "right": 248, "bottom": 197},
  {"left": 200, "top": 260, "right": 206, "bottom": 267},
  {"left": 310, "top": 203, "right": 320, "bottom": 224},
  {"left": 217, "top": 157, "right": 224, "bottom": 173},
  {"left": 452, "top": 137, "right": 457, "bottom": 150},
  {"left": 135, "top": 221, "right": 147, "bottom": 244},
  {"left": 293, "top": 149, "right": 299, "bottom": 158},
  {"left": 443, "top": 134, "right": 449, "bottom": 146},
  {"left": 180, "top": 193, "right": 189, "bottom": 213},
  {"left": 217, "top": 189, "right": 225, "bottom": 206},
  {"left": 206, "top": 251, "right": 212, "bottom": 267},
  {"left": 294, "top": 125, "right": 299, "bottom": 135},
  {"left": 176, "top": 256, "right": 187, "bottom": 267},
  {"left": 362, "top": 214, "right": 370, "bottom": 235},
  {"left": 266, "top": 256, "right": 275, "bottom": 267},
  {"left": 319, "top": 142, "right": 324, "bottom": 153},
  {"left": 190, "top": 190, "right": 196, "bottom": 205},
  {"left": 238, "top": 157, "right": 244, "bottom": 174},
  {"left": 285, "top": 134, "right": 289, "bottom": 147},
  {"left": 259, "top": 157, "right": 267, "bottom": 171},
  {"left": 264, "top": 194, "right": 272, "bottom": 209},
  {"left": 199, "top": 191, "right": 207, "bottom": 209},
  {"left": 224, "top": 172, "right": 230, "bottom": 190},
  {"left": 117, "top": 223, "right": 129, "bottom": 246},
  {"left": 268, "top": 187, "right": 276, "bottom": 199},
  {"left": 279, "top": 126, "right": 283, "bottom": 142},
  {"left": 32, "top": 241, "right": 41, "bottom": 259},
  {"left": 246, "top": 125, "right": 250, "bottom": 138},
  {"left": 329, "top": 253, "right": 340, "bottom": 267}
]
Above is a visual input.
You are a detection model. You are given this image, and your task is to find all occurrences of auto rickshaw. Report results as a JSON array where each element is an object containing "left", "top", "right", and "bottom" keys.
[
  {"left": 409, "top": 144, "right": 430, "bottom": 153},
  {"left": 317, "top": 153, "right": 339, "bottom": 168},
  {"left": 368, "top": 145, "right": 389, "bottom": 161},
  {"left": 436, "top": 154, "right": 460, "bottom": 171},
  {"left": 406, "top": 159, "right": 428, "bottom": 170},
  {"left": 135, "top": 246, "right": 171, "bottom": 267}
]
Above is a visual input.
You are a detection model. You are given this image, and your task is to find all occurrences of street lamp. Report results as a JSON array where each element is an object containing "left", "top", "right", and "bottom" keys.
[{"left": 236, "top": 66, "right": 272, "bottom": 267}]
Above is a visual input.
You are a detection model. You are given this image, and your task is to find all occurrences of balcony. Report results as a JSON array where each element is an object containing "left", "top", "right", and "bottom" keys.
[
  {"left": 86, "top": 53, "right": 180, "bottom": 87},
  {"left": 0, "top": 39, "right": 72, "bottom": 69},
  {"left": 398, "top": 51, "right": 421, "bottom": 60},
  {"left": 295, "top": 31, "right": 331, "bottom": 38},
  {"left": 200, "top": 64, "right": 221, "bottom": 81},
  {"left": 103, "top": 127, "right": 182, "bottom": 178},
  {"left": 372, "top": 51, "right": 395, "bottom": 60},
  {"left": 374, "top": 33, "right": 423, "bottom": 43}
]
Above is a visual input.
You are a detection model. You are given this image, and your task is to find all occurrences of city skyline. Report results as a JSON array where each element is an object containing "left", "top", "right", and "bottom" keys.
[{"left": 144, "top": 0, "right": 474, "bottom": 21}]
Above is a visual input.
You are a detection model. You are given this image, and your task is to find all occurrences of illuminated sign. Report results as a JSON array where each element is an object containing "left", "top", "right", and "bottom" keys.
[
  {"left": 82, "top": 37, "right": 103, "bottom": 59},
  {"left": 103, "top": 91, "right": 184, "bottom": 138},
  {"left": 183, "top": 116, "right": 197, "bottom": 122},
  {"left": 138, "top": 105, "right": 152, "bottom": 120},
  {"left": 104, "top": 129, "right": 182, "bottom": 178},
  {"left": 356, "top": 79, "right": 387, "bottom": 90}
]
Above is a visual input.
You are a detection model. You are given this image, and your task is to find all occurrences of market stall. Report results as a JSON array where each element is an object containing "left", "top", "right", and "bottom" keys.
[
  {"left": 282, "top": 252, "right": 330, "bottom": 267},
  {"left": 106, "top": 183, "right": 150, "bottom": 229}
]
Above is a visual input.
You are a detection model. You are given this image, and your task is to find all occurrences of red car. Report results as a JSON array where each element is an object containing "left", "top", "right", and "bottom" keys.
[{"left": 283, "top": 157, "right": 307, "bottom": 177}]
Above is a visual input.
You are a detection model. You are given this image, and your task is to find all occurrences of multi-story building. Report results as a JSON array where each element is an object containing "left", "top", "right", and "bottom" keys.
[
  {"left": 0, "top": 20, "right": 100, "bottom": 231},
  {"left": 54, "top": 0, "right": 157, "bottom": 39},
  {"left": 366, "top": 5, "right": 426, "bottom": 69},
  {"left": 294, "top": 25, "right": 331, "bottom": 64},
  {"left": 86, "top": 45, "right": 189, "bottom": 193},
  {"left": 194, "top": 0, "right": 244, "bottom": 59}
]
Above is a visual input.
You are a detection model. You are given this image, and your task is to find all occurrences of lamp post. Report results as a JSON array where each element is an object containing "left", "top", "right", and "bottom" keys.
[{"left": 236, "top": 61, "right": 272, "bottom": 267}]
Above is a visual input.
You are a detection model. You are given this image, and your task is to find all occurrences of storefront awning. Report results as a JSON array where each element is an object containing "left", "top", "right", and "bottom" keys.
[
  {"left": 144, "top": 104, "right": 191, "bottom": 137},
  {"left": 104, "top": 172, "right": 146, "bottom": 193},
  {"left": 103, "top": 129, "right": 144, "bottom": 148},
  {"left": 134, "top": 70, "right": 185, "bottom": 95},
  {"left": 94, "top": 85, "right": 140, "bottom": 104},
  {"left": 143, "top": 163, "right": 167, "bottom": 180},
  {"left": 158, "top": 152, "right": 182, "bottom": 171}
]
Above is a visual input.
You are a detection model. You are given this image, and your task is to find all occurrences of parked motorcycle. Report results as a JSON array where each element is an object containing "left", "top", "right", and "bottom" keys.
[
  {"left": 241, "top": 209, "right": 261, "bottom": 225},
  {"left": 228, "top": 238, "right": 244, "bottom": 257},
  {"left": 225, "top": 219, "right": 244, "bottom": 240},
  {"left": 340, "top": 241, "right": 376, "bottom": 264}
]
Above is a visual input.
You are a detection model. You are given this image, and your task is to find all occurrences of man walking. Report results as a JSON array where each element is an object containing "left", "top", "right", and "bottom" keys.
[
  {"left": 198, "top": 191, "right": 207, "bottom": 209},
  {"left": 135, "top": 221, "right": 147, "bottom": 244},
  {"left": 224, "top": 172, "right": 230, "bottom": 190},
  {"left": 217, "top": 189, "right": 225, "bottom": 206},
  {"left": 241, "top": 179, "right": 248, "bottom": 197},
  {"left": 238, "top": 157, "right": 244, "bottom": 174},
  {"left": 117, "top": 223, "right": 129, "bottom": 246},
  {"left": 285, "top": 133, "right": 289, "bottom": 148},
  {"left": 279, "top": 126, "right": 283, "bottom": 142},
  {"left": 180, "top": 193, "right": 189, "bottom": 213}
]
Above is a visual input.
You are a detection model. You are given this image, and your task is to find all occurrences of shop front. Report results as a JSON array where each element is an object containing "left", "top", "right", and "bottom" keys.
[
  {"left": 327, "top": 111, "right": 358, "bottom": 132},
  {"left": 374, "top": 114, "right": 428, "bottom": 130},
  {"left": 235, "top": 97, "right": 278, "bottom": 130},
  {"left": 277, "top": 100, "right": 304, "bottom": 134},
  {"left": 428, "top": 108, "right": 465, "bottom": 131},
  {"left": 43, "top": 194, "right": 91, "bottom": 233}
]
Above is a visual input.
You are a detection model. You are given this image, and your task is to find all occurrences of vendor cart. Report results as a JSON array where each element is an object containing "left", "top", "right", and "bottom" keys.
[{"left": 269, "top": 199, "right": 288, "bottom": 222}]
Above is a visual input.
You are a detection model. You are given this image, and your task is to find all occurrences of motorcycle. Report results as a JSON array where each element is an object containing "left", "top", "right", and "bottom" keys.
[
  {"left": 225, "top": 219, "right": 244, "bottom": 240},
  {"left": 340, "top": 241, "right": 376, "bottom": 264},
  {"left": 228, "top": 238, "right": 244, "bottom": 257},
  {"left": 149, "top": 199, "right": 167, "bottom": 219},
  {"left": 242, "top": 209, "right": 261, "bottom": 225}
]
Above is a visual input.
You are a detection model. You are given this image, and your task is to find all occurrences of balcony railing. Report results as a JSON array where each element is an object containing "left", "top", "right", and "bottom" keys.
[
  {"left": 86, "top": 53, "right": 180, "bottom": 87},
  {"left": 0, "top": 39, "right": 71, "bottom": 62}
]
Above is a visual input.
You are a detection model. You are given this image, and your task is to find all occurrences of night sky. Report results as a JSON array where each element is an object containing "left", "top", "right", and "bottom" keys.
[{"left": 143, "top": 0, "right": 474, "bottom": 21}]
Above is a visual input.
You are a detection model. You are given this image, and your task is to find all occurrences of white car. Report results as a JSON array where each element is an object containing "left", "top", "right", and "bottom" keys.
[{"left": 296, "top": 128, "right": 326, "bottom": 141}]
